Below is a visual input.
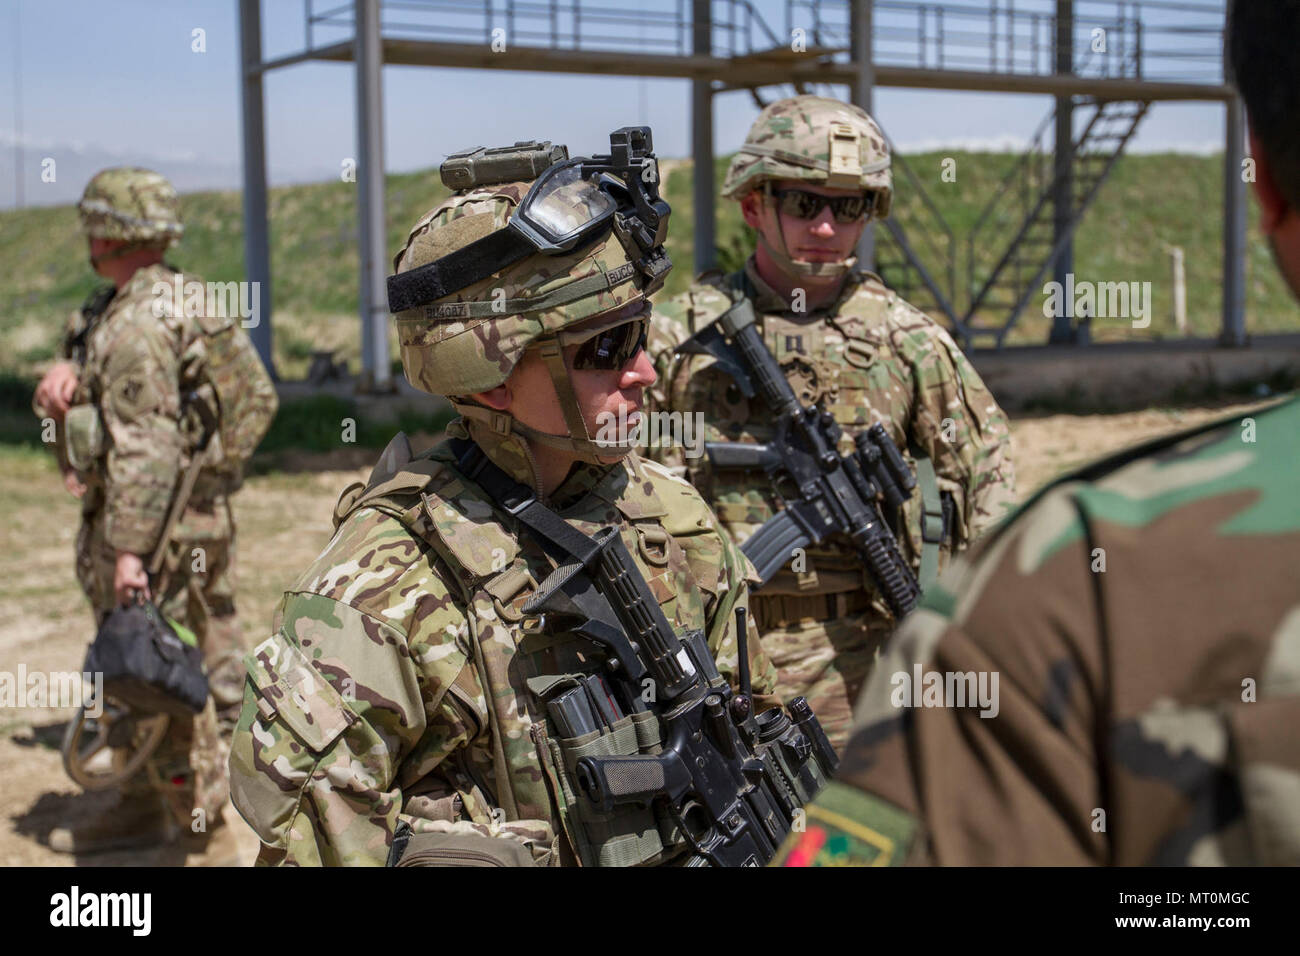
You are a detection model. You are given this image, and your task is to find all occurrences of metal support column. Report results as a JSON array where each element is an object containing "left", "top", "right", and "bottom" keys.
[
  {"left": 1049, "top": 0, "right": 1078, "bottom": 344},
  {"left": 1221, "top": 95, "right": 1247, "bottom": 347},
  {"left": 356, "top": 0, "right": 392, "bottom": 390},
  {"left": 850, "top": 0, "right": 876, "bottom": 271},
  {"left": 691, "top": 0, "right": 715, "bottom": 277},
  {"left": 238, "top": 0, "right": 276, "bottom": 377}
]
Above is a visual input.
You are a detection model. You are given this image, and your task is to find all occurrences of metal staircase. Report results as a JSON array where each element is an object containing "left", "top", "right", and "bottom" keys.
[
  {"left": 872, "top": 148, "right": 959, "bottom": 325},
  {"left": 961, "top": 97, "right": 1150, "bottom": 346}
]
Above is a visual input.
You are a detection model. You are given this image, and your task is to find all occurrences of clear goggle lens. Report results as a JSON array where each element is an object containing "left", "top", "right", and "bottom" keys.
[{"left": 526, "top": 164, "right": 618, "bottom": 244}]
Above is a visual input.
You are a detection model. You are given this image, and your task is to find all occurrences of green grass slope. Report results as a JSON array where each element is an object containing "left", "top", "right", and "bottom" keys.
[
  {"left": 662, "top": 151, "right": 1298, "bottom": 344},
  {"left": 0, "top": 151, "right": 1293, "bottom": 386}
]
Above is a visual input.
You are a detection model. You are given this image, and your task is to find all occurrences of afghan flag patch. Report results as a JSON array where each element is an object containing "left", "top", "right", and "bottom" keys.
[{"left": 772, "top": 782, "right": 918, "bottom": 866}]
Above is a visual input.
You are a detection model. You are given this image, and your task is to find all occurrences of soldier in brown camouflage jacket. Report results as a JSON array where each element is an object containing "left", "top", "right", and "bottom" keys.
[{"left": 774, "top": 0, "right": 1300, "bottom": 866}]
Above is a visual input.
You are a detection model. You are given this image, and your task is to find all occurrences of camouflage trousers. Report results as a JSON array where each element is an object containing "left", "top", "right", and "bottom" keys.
[
  {"left": 752, "top": 591, "right": 893, "bottom": 753},
  {"left": 75, "top": 504, "right": 246, "bottom": 827}
]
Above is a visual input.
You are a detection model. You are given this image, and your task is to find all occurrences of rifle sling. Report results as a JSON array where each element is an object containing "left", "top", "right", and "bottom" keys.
[{"left": 450, "top": 438, "right": 603, "bottom": 568}]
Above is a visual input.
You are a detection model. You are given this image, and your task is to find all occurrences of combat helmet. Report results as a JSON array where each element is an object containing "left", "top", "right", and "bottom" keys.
[
  {"left": 387, "top": 129, "right": 671, "bottom": 464},
  {"left": 721, "top": 95, "right": 892, "bottom": 278},
  {"left": 78, "top": 167, "right": 184, "bottom": 255}
]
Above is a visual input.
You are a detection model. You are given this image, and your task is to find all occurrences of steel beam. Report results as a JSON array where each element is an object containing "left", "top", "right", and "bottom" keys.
[
  {"left": 293, "top": 38, "right": 1235, "bottom": 103},
  {"left": 691, "top": 0, "right": 715, "bottom": 276},
  {"left": 355, "top": 0, "right": 392, "bottom": 389},
  {"left": 1221, "top": 96, "right": 1247, "bottom": 347},
  {"left": 238, "top": 0, "right": 275, "bottom": 377},
  {"left": 851, "top": 0, "right": 876, "bottom": 272},
  {"left": 1049, "top": 1, "right": 1077, "bottom": 344}
]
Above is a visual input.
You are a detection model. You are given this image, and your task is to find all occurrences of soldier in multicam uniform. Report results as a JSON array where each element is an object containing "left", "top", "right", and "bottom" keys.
[
  {"left": 227, "top": 139, "right": 780, "bottom": 866},
  {"left": 32, "top": 167, "right": 271, "bottom": 854},
  {"left": 645, "top": 96, "right": 1015, "bottom": 750},
  {"left": 774, "top": 0, "right": 1300, "bottom": 866}
]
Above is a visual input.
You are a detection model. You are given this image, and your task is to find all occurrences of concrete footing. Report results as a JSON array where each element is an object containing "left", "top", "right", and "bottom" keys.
[{"left": 969, "top": 335, "right": 1300, "bottom": 412}]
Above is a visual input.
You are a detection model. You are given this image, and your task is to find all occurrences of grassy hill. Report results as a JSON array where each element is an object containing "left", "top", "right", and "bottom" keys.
[
  {"left": 664, "top": 151, "right": 1299, "bottom": 344},
  {"left": 1, "top": 151, "right": 1295, "bottom": 386}
]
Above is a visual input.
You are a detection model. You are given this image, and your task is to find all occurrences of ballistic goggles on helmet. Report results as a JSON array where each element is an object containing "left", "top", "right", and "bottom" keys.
[
  {"left": 387, "top": 127, "right": 672, "bottom": 314},
  {"left": 764, "top": 184, "right": 880, "bottom": 224}
]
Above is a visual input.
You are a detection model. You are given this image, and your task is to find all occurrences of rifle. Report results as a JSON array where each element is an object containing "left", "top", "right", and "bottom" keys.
[
  {"left": 65, "top": 284, "right": 117, "bottom": 366},
  {"left": 676, "top": 299, "right": 922, "bottom": 617},
  {"left": 453, "top": 439, "right": 837, "bottom": 867}
]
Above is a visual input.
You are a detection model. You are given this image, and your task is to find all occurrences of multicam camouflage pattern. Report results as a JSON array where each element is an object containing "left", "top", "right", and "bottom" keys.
[
  {"left": 78, "top": 167, "right": 183, "bottom": 247},
  {"left": 192, "top": 309, "right": 278, "bottom": 476},
  {"left": 393, "top": 181, "right": 656, "bottom": 396},
  {"left": 70, "top": 263, "right": 247, "bottom": 555},
  {"left": 645, "top": 260, "right": 1016, "bottom": 749},
  {"left": 782, "top": 396, "right": 1300, "bottom": 865},
  {"left": 228, "top": 422, "right": 779, "bottom": 866},
  {"left": 58, "top": 261, "right": 252, "bottom": 819},
  {"left": 721, "top": 95, "right": 893, "bottom": 216}
]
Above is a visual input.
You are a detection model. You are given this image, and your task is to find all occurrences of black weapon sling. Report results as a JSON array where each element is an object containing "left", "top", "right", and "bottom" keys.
[{"left": 449, "top": 438, "right": 605, "bottom": 571}]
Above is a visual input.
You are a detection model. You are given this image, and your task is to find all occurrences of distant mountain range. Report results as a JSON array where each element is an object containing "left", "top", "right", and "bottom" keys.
[{"left": 0, "top": 131, "right": 340, "bottom": 209}]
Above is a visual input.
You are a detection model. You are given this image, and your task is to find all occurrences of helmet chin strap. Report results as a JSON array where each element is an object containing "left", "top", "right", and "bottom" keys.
[
  {"left": 754, "top": 192, "right": 857, "bottom": 280},
  {"left": 534, "top": 337, "right": 639, "bottom": 464},
  {"left": 452, "top": 336, "right": 639, "bottom": 470}
]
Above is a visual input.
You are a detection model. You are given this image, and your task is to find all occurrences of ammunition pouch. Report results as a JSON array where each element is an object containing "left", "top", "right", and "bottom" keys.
[
  {"left": 528, "top": 674, "right": 681, "bottom": 867},
  {"left": 64, "top": 403, "right": 105, "bottom": 472}
]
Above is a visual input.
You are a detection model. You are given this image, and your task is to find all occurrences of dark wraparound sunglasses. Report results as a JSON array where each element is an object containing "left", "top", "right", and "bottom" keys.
[
  {"left": 571, "top": 317, "right": 649, "bottom": 370},
  {"left": 767, "top": 186, "right": 876, "bottom": 224}
]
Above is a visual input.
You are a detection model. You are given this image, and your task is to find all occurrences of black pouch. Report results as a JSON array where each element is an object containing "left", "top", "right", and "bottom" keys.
[{"left": 84, "top": 601, "right": 209, "bottom": 717}]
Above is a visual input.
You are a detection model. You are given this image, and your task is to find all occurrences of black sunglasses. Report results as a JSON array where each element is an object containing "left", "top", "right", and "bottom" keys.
[
  {"left": 767, "top": 186, "right": 875, "bottom": 224},
  {"left": 571, "top": 317, "right": 648, "bottom": 371}
]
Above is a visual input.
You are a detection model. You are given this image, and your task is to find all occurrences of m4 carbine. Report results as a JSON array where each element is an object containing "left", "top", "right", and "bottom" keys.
[
  {"left": 676, "top": 299, "right": 922, "bottom": 617},
  {"left": 454, "top": 440, "right": 838, "bottom": 867}
]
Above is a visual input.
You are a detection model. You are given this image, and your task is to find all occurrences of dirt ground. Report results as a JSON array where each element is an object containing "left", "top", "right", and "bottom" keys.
[{"left": 0, "top": 397, "right": 1278, "bottom": 866}]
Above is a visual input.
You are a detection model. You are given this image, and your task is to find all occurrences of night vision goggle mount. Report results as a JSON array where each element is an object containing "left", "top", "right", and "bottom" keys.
[{"left": 386, "top": 126, "right": 672, "bottom": 313}]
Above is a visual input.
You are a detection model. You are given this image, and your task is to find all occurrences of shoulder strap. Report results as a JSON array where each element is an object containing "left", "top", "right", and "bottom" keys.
[
  {"left": 148, "top": 396, "right": 220, "bottom": 582},
  {"left": 333, "top": 431, "right": 436, "bottom": 530},
  {"left": 450, "top": 437, "right": 602, "bottom": 567},
  {"left": 726, "top": 268, "right": 753, "bottom": 303},
  {"left": 334, "top": 432, "right": 523, "bottom": 579}
]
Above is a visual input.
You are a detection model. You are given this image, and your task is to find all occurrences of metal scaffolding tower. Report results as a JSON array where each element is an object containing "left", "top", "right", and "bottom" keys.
[{"left": 236, "top": 0, "right": 1241, "bottom": 382}]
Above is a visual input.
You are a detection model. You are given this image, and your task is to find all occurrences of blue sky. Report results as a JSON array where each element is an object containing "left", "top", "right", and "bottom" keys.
[{"left": 1, "top": 0, "right": 1231, "bottom": 208}]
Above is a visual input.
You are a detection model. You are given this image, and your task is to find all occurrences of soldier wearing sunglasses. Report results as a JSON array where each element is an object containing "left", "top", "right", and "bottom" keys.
[
  {"left": 228, "top": 131, "right": 781, "bottom": 866},
  {"left": 646, "top": 96, "right": 1016, "bottom": 751}
]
